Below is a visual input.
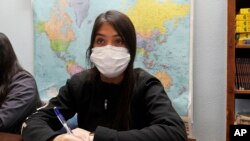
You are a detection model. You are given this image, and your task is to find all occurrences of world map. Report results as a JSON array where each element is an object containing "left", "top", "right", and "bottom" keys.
[{"left": 33, "top": 0, "right": 191, "bottom": 116}]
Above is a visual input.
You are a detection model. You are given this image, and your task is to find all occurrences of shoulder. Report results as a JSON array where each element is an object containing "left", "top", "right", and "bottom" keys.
[
  {"left": 66, "top": 69, "right": 95, "bottom": 89},
  {"left": 133, "top": 68, "right": 163, "bottom": 97},
  {"left": 8, "top": 70, "right": 38, "bottom": 99},
  {"left": 10, "top": 70, "right": 36, "bottom": 86},
  {"left": 69, "top": 69, "right": 92, "bottom": 83},
  {"left": 134, "top": 68, "right": 160, "bottom": 86},
  {"left": 133, "top": 68, "right": 168, "bottom": 97},
  {"left": 134, "top": 68, "right": 152, "bottom": 78}
]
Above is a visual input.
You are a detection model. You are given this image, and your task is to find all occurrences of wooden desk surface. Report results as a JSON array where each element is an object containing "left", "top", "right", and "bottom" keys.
[
  {"left": 0, "top": 132, "right": 195, "bottom": 141},
  {"left": 0, "top": 132, "right": 22, "bottom": 141},
  {"left": 188, "top": 138, "right": 196, "bottom": 141}
]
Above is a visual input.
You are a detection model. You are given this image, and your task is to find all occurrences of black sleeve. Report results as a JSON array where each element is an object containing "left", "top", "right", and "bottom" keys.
[
  {"left": 21, "top": 78, "right": 77, "bottom": 141},
  {"left": 94, "top": 77, "right": 187, "bottom": 141},
  {"left": 0, "top": 71, "right": 40, "bottom": 133}
]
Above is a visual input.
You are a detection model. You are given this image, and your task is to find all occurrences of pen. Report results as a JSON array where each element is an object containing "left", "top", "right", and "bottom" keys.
[{"left": 53, "top": 107, "right": 73, "bottom": 134}]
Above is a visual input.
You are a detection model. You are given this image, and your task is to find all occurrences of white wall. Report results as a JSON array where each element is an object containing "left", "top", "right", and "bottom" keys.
[
  {"left": 0, "top": 0, "right": 34, "bottom": 74},
  {"left": 0, "top": 0, "right": 227, "bottom": 141},
  {"left": 192, "top": 0, "right": 227, "bottom": 140}
]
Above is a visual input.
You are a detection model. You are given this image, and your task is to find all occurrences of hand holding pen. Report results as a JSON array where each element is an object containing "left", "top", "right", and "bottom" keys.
[
  {"left": 53, "top": 107, "right": 94, "bottom": 141},
  {"left": 53, "top": 107, "right": 73, "bottom": 134}
]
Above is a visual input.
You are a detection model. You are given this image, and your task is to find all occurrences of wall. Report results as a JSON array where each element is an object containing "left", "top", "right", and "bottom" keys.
[
  {"left": 192, "top": 0, "right": 227, "bottom": 140},
  {"left": 0, "top": 0, "right": 227, "bottom": 141},
  {"left": 0, "top": 0, "right": 34, "bottom": 74}
]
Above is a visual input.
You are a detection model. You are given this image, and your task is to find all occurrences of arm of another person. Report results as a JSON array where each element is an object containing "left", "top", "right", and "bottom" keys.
[
  {"left": 93, "top": 76, "right": 187, "bottom": 141},
  {"left": 0, "top": 71, "right": 40, "bottom": 133},
  {"left": 21, "top": 78, "right": 78, "bottom": 141}
]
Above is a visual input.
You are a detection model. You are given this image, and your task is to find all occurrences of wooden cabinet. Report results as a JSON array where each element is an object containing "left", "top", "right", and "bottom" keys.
[{"left": 227, "top": 0, "right": 250, "bottom": 141}]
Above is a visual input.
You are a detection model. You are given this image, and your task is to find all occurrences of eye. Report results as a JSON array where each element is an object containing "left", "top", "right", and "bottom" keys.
[
  {"left": 113, "top": 37, "right": 124, "bottom": 46},
  {"left": 94, "top": 37, "right": 106, "bottom": 46}
]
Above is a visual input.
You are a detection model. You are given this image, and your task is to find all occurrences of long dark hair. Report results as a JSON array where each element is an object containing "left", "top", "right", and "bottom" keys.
[
  {"left": 0, "top": 33, "right": 23, "bottom": 105},
  {"left": 86, "top": 10, "right": 137, "bottom": 130}
]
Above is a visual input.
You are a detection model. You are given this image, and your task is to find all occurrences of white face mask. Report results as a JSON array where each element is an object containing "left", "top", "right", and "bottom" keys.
[{"left": 90, "top": 45, "right": 131, "bottom": 78}]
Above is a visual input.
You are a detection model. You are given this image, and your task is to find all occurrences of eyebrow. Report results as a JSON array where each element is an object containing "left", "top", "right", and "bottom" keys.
[{"left": 95, "top": 33, "right": 120, "bottom": 38}]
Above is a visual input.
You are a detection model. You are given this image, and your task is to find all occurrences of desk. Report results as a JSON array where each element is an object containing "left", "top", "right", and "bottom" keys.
[
  {"left": 0, "top": 132, "right": 22, "bottom": 141},
  {"left": 188, "top": 138, "right": 196, "bottom": 141},
  {"left": 0, "top": 132, "right": 195, "bottom": 141}
]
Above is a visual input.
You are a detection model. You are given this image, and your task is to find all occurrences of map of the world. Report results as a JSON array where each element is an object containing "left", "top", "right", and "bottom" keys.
[{"left": 33, "top": 0, "right": 191, "bottom": 117}]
